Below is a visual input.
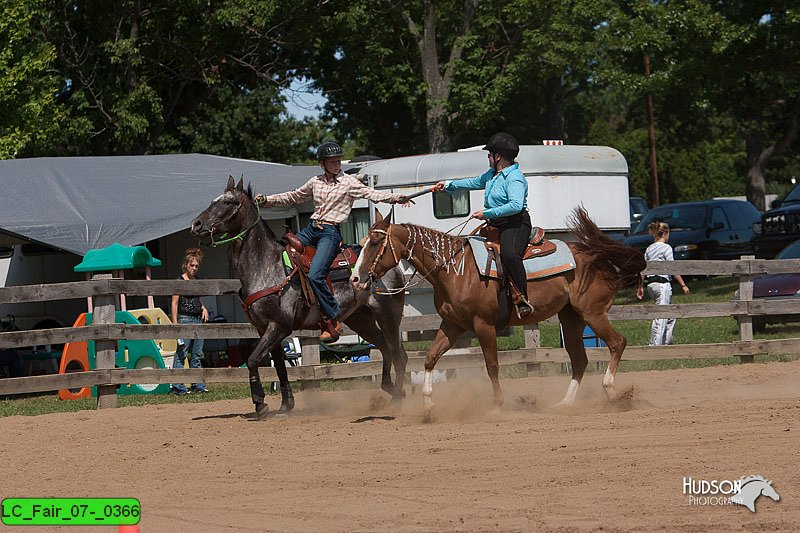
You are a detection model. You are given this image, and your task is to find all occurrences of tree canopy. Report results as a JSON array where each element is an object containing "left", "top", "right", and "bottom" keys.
[{"left": 1, "top": 0, "right": 798, "bottom": 208}]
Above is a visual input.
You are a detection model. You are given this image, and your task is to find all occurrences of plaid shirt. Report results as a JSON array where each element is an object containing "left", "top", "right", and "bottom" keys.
[{"left": 262, "top": 173, "right": 402, "bottom": 224}]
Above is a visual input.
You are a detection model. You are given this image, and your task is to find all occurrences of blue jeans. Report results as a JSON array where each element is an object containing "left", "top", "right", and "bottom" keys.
[
  {"left": 296, "top": 222, "right": 341, "bottom": 320},
  {"left": 171, "top": 315, "right": 207, "bottom": 393}
]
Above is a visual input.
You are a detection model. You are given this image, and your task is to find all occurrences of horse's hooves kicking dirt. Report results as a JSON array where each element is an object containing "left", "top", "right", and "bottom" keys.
[
  {"left": 515, "top": 395, "right": 538, "bottom": 410},
  {"left": 608, "top": 385, "right": 636, "bottom": 403},
  {"left": 369, "top": 393, "right": 391, "bottom": 411}
]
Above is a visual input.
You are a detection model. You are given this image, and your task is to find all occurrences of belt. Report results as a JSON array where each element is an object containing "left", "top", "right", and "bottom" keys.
[
  {"left": 312, "top": 220, "right": 340, "bottom": 229},
  {"left": 645, "top": 276, "right": 670, "bottom": 284},
  {"left": 490, "top": 209, "right": 530, "bottom": 226}
]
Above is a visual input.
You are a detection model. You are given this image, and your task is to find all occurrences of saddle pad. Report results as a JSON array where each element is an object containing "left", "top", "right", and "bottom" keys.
[{"left": 466, "top": 236, "right": 576, "bottom": 280}]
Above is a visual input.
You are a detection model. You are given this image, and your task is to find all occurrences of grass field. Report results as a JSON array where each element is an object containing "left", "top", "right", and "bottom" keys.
[{"left": 2, "top": 276, "right": 799, "bottom": 417}]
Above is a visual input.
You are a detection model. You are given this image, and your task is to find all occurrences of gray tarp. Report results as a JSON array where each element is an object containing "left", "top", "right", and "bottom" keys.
[{"left": 0, "top": 154, "right": 320, "bottom": 255}]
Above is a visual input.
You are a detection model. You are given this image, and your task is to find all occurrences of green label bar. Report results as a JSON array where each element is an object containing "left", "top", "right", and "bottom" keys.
[{"left": 1, "top": 498, "right": 140, "bottom": 526}]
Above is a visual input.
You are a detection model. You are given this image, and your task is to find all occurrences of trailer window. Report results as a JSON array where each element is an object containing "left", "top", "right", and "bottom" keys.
[
  {"left": 433, "top": 190, "right": 470, "bottom": 219},
  {"left": 0, "top": 246, "right": 12, "bottom": 259}
]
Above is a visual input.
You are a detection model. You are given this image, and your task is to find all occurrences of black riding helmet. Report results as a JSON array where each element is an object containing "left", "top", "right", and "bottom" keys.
[
  {"left": 483, "top": 132, "right": 519, "bottom": 162},
  {"left": 317, "top": 141, "right": 343, "bottom": 160}
]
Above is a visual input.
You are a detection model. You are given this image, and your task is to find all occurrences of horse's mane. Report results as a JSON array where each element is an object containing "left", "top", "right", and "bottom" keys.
[
  {"left": 401, "top": 223, "right": 466, "bottom": 247},
  {"left": 400, "top": 223, "right": 466, "bottom": 273},
  {"left": 568, "top": 207, "right": 646, "bottom": 289}
]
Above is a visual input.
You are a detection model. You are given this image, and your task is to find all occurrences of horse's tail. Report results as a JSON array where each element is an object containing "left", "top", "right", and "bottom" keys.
[{"left": 568, "top": 207, "right": 646, "bottom": 289}]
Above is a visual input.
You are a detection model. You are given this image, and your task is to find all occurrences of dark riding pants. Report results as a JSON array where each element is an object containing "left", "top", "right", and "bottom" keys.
[
  {"left": 296, "top": 222, "right": 341, "bottom": 320},
  {"left": 496, "top": 210, "right": 532, "bottom": 301}
]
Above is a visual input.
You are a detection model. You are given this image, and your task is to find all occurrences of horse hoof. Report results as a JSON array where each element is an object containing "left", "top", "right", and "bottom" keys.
[
  {"left": 256, "top": 403, "right": 270, "bottom": 420},
  {"left": 551, "top": 400, "right": 574, "bottom": 410},
  {"left": 279, "top": 398, "right": 295, "bottom": 414},
  {"left": 390, "top": 394, "right": 404, "bottom": 407},
  {"left": 422, "top": 401, "right": 435, "bottom": 423},
  {"left": 240, "top": 403, "right": 269, "bottom": 420}
]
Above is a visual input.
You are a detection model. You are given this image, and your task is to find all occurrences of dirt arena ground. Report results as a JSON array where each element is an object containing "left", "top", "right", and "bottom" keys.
[{"left": 1, "top": 359, "right": 798, "bottom": 532}]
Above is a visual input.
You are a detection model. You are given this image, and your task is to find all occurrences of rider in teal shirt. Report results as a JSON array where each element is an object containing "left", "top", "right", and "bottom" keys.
[
  {"left": 434, "top": 132, "right": 533, "bottom": 326},
  {"left": 443, "top": 162, "right": 528, "bottom": 219}
]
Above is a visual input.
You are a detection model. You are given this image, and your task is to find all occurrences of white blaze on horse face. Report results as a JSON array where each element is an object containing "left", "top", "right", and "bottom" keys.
[{"left": 351, "top": 246, "right": 369, "bottom": 289}]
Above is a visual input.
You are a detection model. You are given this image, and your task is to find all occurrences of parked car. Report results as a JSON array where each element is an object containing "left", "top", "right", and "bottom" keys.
[
  {"left": 624, "top": 199, "right": 761, "bottom": 259},
  {"left": 746, "top": 239, "right": 800, "bottom": 332},
  {"left": 629, "top": 196, "right": 649, "bottom": 232},
  {"left": 752, "top": 183, "right": 800, "bottom": 258}
]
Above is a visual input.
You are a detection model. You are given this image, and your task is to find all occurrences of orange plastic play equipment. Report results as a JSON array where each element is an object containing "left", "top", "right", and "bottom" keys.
[
  {"left": 58, "top": 311, "right": 170, "bottom": 400},
  {"left": 58, "top": 313, "right": 91, "bottom": 400},
  {"left": 59, "top": 243, "right": 170, "bottom": 400}
]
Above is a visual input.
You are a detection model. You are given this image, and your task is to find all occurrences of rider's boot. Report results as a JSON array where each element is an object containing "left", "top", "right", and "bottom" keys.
[
  {"left": 319, "top": 318, "right": 342, "bottom": 342},
  {"left": 510, "top": 281, "right": 534, "bottom": 319}
]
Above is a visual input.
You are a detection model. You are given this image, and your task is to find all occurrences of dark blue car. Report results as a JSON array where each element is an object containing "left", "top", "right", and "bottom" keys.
[{"left": 624, "top": 199, "right": 761, "bottom": 259}]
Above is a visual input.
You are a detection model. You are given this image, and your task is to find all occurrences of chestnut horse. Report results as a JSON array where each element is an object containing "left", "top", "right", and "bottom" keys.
[{"left": 351, "top": 207, "right": 645, "bottom": 419}]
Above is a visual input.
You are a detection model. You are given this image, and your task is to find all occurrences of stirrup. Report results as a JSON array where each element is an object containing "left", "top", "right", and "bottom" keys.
[{"left": 515, "top": 300, "right": 534, "bottom": 319}]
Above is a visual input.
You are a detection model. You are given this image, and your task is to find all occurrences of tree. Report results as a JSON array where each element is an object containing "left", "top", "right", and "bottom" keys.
[
  {"left": 301, "top": 0, "right": 621, "bottom": 154},
  {"left": 43, "top": 0, "right": 320, "bottom": 158},
  {"left": 596, "top": 0, "right": 800, "bottom": 208},
  {"left": 0, "top": 1, "right": 64, "bottom": 158},
  {"left": 400, "top": 0, "right": 479, "bottom": 152},
  {"left": 156, "top": 84, "right": 327, "bottom": 163},
  {"left": 714, "top": 3, "right": 800, "bottom": 210},
  {"left": 451, "top": 0, "right": 617, "bottom": 144}
]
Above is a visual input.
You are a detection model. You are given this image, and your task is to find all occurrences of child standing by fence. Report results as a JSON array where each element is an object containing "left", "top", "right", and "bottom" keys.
[{"left": 642, "top": 221, "right": 690, "bottom": 345}]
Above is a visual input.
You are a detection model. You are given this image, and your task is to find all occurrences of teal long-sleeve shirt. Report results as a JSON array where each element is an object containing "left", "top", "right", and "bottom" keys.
[{"left": 444, "top": 163, "right": 528, "bottom": 220}]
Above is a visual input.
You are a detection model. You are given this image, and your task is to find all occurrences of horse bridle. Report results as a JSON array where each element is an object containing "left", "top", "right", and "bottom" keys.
[
  {"left": 209, "top": 198, "right": 261, "bottom": 247},
  {"left": 367, "top": 225, "right": 401, "bottom": 280}
]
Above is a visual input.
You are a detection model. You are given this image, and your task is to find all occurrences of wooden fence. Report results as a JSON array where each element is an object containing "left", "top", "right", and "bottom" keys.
[{"left": 2, "top": 256, "right": 800, "bottom": 407}]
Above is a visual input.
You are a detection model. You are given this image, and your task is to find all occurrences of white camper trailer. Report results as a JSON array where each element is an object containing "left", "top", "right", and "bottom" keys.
[
  {"left": 353, "top": 144, "right": 630, "bottom": 238},
  {"left": 349, "top": 145, "right": 631, "bottom": 315}
]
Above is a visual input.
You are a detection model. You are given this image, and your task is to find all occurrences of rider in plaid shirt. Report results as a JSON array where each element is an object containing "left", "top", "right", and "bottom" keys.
[{"left": 256, "top": 142, "right": 409, "bottom": 342}]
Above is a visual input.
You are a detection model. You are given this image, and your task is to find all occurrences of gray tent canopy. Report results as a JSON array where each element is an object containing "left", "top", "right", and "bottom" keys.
[{"left": 0, "top": 154, "right": 321, "bottom": 255}]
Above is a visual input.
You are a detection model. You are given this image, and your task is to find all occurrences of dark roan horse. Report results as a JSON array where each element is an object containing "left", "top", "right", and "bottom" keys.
[
  {"left": 350, "top": 207, "right": 646, "bottom": 420},
  {"left": 191, "top": 176, "right": 409, "bottom": 418}
]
